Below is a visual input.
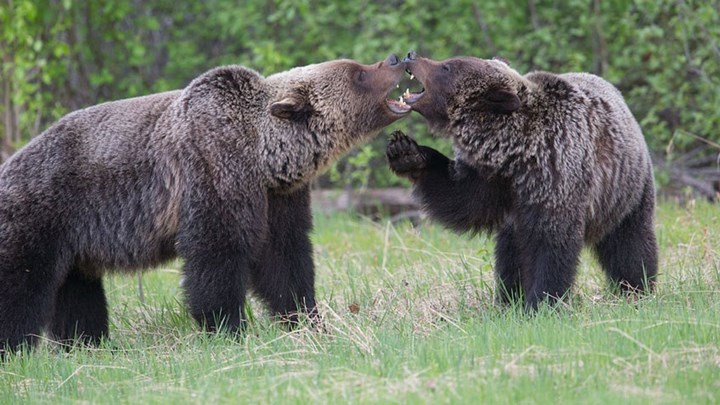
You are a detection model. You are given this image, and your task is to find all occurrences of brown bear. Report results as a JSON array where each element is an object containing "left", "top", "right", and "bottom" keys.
[
  {"left": 0, "top": 54, "right": 412, "bottom": 355},
  {"left": 387, "top": 52, "right": 657, "bottom": 310}
]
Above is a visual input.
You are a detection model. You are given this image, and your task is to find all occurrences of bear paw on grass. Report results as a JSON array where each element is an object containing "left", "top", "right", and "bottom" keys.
[{"left": 0, "top": 54, "right": 410, "bottom": 356}]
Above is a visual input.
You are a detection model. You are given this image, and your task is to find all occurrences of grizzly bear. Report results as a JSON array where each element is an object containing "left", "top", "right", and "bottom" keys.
[
  {"left": 387, "top": 52, "right": 657, "bottom": 310},
  {"left": 0, "top": 54, "right": 412, "bottom": 354}
]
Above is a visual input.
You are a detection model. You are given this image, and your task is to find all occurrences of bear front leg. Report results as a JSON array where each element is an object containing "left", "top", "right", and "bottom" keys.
[
  {"left": 182, "top": 251, "right": 249, "bottom": 333},
  {"left": 0, "top": 244, "right": 66, "bottom": 357},
  {"left": 250, "top": 185, "right": 317, "bottom": 326},
  {"left": 516, "top": 207, "right": 584, "bottom": 311},
  {"left": 494, "top": 223, "right": 524, "bottom": 305},
  {"left": 177, "top": 189, "right": 268, "bottom": 334},
  {"left": 50, "top": 268, "right": 108, "bottom": 347},
  {"left": 386, "top": 130, "right": 511, "bottom": 233}
]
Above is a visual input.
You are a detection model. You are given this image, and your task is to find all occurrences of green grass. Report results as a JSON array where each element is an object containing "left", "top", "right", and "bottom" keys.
[{"left": 2, "top": 201, "right": 719, "bottom": 404}]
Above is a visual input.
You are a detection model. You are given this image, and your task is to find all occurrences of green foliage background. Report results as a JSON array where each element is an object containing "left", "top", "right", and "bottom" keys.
[{"left": 1, "top": 0, "right": 718, "bottom": 187}]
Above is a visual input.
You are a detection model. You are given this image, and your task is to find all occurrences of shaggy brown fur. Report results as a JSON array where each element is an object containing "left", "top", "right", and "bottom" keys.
[
  {"left": 0, "top": 54, "right": 410, "bottom": 355},
  {"left": 387, "top": 53, "right": 657, "bottom": 310}
]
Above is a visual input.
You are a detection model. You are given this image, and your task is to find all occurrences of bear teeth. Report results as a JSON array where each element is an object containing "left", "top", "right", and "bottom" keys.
[{"left": 410, "top": 74, "right": 415, "bottom": 80}]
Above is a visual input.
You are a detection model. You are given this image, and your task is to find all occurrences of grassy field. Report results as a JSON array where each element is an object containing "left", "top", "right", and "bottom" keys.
[{"left": 1, "top": 201, "right": 719, "bottom": 404}]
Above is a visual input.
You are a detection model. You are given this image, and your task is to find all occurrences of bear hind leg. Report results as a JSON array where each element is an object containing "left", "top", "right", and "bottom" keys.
[
  {"left": 49, "top": 268, "right": 108, "bottom": 348},
  {"left": 595, "top": 182, "right": 658, "bottom": 294}
]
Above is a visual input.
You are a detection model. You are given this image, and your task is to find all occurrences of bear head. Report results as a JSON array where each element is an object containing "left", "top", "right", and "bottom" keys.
[
  {"left": 255, "top": 54, "right": 411, "bottom": 190},
  {"left": 267, "top": 54, "right": 411, "bottom": 141},
  {"left": 401, "top": 51, "right": 528, "bottom": 136}
]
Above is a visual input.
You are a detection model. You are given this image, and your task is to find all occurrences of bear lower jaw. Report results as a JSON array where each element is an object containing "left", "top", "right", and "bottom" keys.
[
  {"left": 403, "top": 89, "right": 425, "bottom": 105},
  {"left": 385, "top": 98, "right": 412, "bottom": 115}
]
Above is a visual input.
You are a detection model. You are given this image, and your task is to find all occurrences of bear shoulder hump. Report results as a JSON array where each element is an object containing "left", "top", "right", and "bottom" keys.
[
  {"left": 185, "top": 65, "right": 264, "bottom": 98},
  {"left": 524, "top": 71, "right": 577, "bottom": 100}
]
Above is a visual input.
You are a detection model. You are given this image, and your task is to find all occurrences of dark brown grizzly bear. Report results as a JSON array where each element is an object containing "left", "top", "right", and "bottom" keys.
[
  {"left": 0, "top": 54, "right": 412, "bottom": 355},
  {"left": 387, "top": 52, "right": 657, "bottom": 310}
]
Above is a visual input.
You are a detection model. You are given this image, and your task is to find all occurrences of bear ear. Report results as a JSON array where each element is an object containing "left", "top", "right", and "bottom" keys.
[
  {"left": 270, "top": 95, "right": 311, "bottom": 120},
  {"left": 484, "top": 88, "right": 522, "bottom": 114}
]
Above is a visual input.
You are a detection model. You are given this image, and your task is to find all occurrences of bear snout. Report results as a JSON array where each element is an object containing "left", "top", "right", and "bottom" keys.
[
  {"left": 404, "top": 50, "right": 417, "bottom": 62},
  {"left": 386, "top": 54, "right": 400, "bottom": 66}
]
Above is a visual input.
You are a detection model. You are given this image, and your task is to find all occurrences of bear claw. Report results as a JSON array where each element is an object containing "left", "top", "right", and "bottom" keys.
[{"left": 386, "top": 131, "right": 427, "bottom": 177}]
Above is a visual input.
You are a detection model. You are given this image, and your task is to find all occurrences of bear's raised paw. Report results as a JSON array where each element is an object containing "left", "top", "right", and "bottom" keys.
[{"left": 386, "top": 131, "right": 428, "bottom": 179}]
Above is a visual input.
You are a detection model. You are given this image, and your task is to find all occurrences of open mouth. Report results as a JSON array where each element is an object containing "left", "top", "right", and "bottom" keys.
[
  {"left": 386, "top": 96, "right": 412, "bottom": 115},
  {"left": 386, "top": 71, "right": 425, "bottom": 114}
]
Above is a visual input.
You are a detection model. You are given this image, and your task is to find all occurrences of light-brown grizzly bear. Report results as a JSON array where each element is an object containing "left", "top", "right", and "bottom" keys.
[
  {"left": 0, "top": 54, "right": 411, "bottom": 355},
  {"left": 387, "top": 52, "right": 657, "bottom": 310}
]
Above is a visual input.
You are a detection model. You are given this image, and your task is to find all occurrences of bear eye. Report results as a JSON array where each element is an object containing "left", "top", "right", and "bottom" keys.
[
  {"left": 355, "top": 70, "right": 367, "bottom": 82},
  {"left": 441, "top": 64, "right": 451, "bottom": 72}
]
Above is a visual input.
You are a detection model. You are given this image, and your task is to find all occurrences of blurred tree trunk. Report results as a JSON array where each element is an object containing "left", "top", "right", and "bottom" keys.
[
  {"left": 590, "top": 0, "right": 608, "bottom": 76},
  {"left": 472, "top": 3, "right": 498, "bottom": 56},
  {"left": 1, "top": 39, "right": 17, "bottom": 163},
  {"left": 528, "top": 0, "right": 540, "bottom": 30}
]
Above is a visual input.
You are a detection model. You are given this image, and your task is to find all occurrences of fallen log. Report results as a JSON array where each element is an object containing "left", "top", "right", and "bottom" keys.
[{"left": 311, "top": 187, "right": 421, "bottom": 223}]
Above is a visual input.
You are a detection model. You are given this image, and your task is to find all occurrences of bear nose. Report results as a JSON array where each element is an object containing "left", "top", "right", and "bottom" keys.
[
  {"left": 386, "top": 54, "right": 400, "bottom": 66},
  {"left": 404, "top": 50, "right": 417, "bottom": 62}
]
